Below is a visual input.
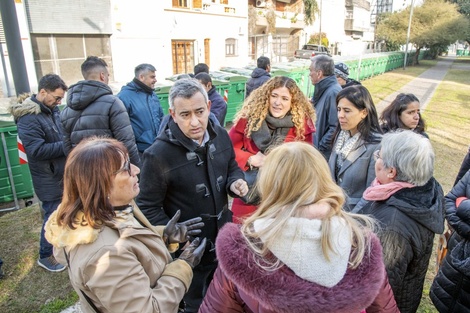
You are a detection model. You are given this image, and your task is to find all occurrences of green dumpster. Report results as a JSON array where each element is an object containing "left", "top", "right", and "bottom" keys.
[
  {"left": 0, "top": 122, "right": 35, "bottom": 205},
  {"left": 344, "top": 60, "right": 360, "bottom": 82},
  {"left": 155, "top": 85, "right": 172, "bottom": 114},
  {"left": 212, "top": 75, "right": 248, "bottom": 125}
]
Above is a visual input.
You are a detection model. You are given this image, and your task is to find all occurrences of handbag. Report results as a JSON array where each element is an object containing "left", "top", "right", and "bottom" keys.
[
  {"left": 241, "top": 168, "right": 261, "bottom": 205},
  {"left": 436, "top": 228, "right": 452, "bottom": 271}
]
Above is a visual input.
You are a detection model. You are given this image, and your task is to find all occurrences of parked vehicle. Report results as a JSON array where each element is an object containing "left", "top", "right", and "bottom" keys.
[{"left": 294, "top": 44, "right": 331, "bottom": 59}]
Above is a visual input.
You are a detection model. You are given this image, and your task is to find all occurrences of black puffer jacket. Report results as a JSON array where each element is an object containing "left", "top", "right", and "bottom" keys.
[
  {"left": 245, "top": 68, "right": 270, "bottom": 98},
  {"left": 430, "top": 171, "right": 470, "bottom": 312},
  {"left": 61, "top": 80, "right": 140, "bottom": 166},
  {"left": 358, "top": 177, "right": 445, "bottom": 313},
  {"left": 9, "top": 95, "right": 65, "bottom": 202}
]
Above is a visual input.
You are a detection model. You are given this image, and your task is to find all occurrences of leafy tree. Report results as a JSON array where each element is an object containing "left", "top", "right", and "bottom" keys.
[
  {"left": 309, "top": 32, "right": 329, "bottom": 47},
  {"left": 377, "top": 0, "right": 469, "bottom": 64},
  {"left": 303, "top": 0, "right": 319, "bottom": 25}
]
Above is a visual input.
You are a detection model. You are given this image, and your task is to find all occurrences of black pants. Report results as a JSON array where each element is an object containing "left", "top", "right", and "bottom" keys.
[{"left": 182, "top": 257, "right": 217, "bottom": 313}]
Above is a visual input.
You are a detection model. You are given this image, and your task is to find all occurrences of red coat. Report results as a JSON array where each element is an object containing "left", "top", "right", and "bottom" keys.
[{"left": 228, "top": 118, "right": 315, "bottom": 222}]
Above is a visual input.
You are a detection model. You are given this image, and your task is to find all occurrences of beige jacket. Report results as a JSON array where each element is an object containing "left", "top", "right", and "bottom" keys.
[{"left": 45, "top": 206, "right": 192, "bottom": 313}]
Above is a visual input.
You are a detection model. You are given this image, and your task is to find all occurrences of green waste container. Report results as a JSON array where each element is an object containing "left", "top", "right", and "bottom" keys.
[
  {"left": 212, "top": 75, "right": 248, "bottom": 125},
  {"left": 0, "top": 123, "right": 35, "bottom": 204},
  {"left": 155, "top": 85, "right": 172, "bottom": 115},
  {"left": 344, "top": 60, "right": 360, "bottom": 82}
]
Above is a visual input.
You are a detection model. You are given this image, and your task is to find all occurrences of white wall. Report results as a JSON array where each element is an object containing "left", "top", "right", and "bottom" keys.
[{"left": 110, "top": 0, "right": 249, "bottom": 82}]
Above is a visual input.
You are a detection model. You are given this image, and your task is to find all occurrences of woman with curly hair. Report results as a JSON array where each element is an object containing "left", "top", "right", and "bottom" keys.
[{"left": 229, "top": 76, "right": 316, "bottom": 222}]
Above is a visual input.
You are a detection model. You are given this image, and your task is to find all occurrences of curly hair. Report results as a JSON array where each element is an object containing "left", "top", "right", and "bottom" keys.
[{"left": 234, "top": 76, "right": 315, "bottom": 141}]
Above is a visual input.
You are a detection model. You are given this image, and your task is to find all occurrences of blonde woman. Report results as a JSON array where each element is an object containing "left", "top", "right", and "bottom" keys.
[
  {"left": 229, "top": 76, "right": 316, "bottom": 222},
  {"left": 199, "top": 142, "right": 398, "bottom": 313}
]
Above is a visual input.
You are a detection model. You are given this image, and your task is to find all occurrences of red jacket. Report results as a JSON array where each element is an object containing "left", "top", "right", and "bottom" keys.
[{"left": 228, "top": 118, "right": 315, "bottom": 222}]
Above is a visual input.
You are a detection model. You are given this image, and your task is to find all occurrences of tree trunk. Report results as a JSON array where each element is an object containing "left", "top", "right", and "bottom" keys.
[{"left": 413, "top": 47, "right": 421, "bottom": 65}]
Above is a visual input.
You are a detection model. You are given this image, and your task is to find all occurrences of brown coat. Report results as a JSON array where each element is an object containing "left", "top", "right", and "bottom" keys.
[{"left": 45, "top": 208, "right": 192, "bottom": 313}]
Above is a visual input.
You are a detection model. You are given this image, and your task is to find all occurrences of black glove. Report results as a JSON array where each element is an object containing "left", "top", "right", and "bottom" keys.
[
  {"left": 163, "top": 210, "right": 204, "bottom": 244},
  {"left": 178, "top": 237, "right": 207, "bottom": 269}
]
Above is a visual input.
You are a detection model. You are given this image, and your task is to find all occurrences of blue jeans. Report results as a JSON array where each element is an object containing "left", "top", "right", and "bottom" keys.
[{"left": 39, "top": 199, "right": 61, "bottom": 259}]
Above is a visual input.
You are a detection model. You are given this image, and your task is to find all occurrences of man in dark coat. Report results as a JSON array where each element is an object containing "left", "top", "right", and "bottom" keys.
[
  {"left": 194, "top": 72, "right": 227, "bottom": 126},
  {"left": 245, "top": 56, "right": 271, "bottom": 98},
  {"left": 310, "top": 55, "right": 342, "bottom": 159},
  {"left": 9, "top": 74, "right": 67, "bottom": 272},
  {"left": 136, "top": 78, "right": 248, "bottom": 313},
  {"left": 118, "top": 63, "right": 164, "bottom": 157},
  {"left": 60, "top": 56, "right": 140, "bottom": 166}
]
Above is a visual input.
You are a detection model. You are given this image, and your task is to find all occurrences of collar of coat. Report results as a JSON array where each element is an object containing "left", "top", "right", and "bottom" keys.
[
  {"left": 215, "top": 223, "right": 385, "bottom": 313},
  {"left": 163, "top": 118, "right": 218, "bottom": 152},
  {"left": 9, "top": 94, "right": 55, "bottom": 121},
  {"left": 313, "top": 75, "right": 340, "bottom": 104},
  {"left": 45, "top": 206, "right": 163, "bottom": 250}
]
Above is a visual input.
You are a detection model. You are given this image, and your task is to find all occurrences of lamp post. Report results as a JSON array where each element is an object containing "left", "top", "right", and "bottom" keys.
[
  {"left": 318, "top": 0, "right": 323, "bottom": 46},
  {"left": 403, "top": 0, "right": 415, "bottom": 70}
]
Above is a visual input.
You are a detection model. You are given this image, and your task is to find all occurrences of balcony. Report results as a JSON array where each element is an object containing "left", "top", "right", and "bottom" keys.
[
  {"left": 254, "top": 9, "right": 305, "bottom": 31},
  {"left": 345, "top": 0, "right": 370, "bottom": 10},
  {"left": 201, "top": 3, "right": 236, "bottom": 14},
  {"left": 344, "top": 18, "right": 369, "bottom": 32}
]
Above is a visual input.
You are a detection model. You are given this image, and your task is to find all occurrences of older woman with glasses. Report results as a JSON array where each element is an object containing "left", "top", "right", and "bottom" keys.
[
  {"left": 355, "top": 130, "right": 445, "bottom": 313},
  {"left": 45, "top": 137, "right": 206, "bottom": 313}
]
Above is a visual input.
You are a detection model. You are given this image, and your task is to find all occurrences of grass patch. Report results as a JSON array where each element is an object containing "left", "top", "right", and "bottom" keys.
[
  {"left": 0, "top": 205, "right": 75, "bottom": 313},
  {"left": 0, "top": 56, "right": 468, "bottom": 313}
]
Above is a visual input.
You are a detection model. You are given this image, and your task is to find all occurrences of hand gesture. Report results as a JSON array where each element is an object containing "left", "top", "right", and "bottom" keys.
[
  {"left": 178, "top": 237, "right": 207, "bottom": 269},
  {"left": 163, "top": 210, "right": 204, "bottom": 244},
  {"left": 230, "top": 179, "right": 248, "bottom": 197}
]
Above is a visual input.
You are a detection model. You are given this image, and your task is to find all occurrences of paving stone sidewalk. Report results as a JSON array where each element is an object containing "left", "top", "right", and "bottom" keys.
[{"left": 375, "top": 55, "right": 456, "bottom": 114}]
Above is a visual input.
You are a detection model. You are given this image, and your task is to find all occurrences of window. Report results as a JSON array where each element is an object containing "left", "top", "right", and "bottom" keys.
[
  {"left": 225, "top": 38, "right": 237, "bottom": 56},
  {"left": 220, "top": 0, "right": 229, "bottom": 4},
  {"left": 171, "top": 40, "right": 195, "bottom": 74},
  {"left": 172, "top": 0, "right": 189, "bottom": 8}
]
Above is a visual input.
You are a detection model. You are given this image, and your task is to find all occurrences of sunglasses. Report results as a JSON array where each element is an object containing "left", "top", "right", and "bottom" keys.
[{"left": 114, "top": 158, "right": 132, "bottom": 176}]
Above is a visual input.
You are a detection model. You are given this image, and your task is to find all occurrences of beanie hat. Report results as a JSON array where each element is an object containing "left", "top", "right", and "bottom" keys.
[{"left": 334, "top": 62, "right": 349, "bottom": 80}]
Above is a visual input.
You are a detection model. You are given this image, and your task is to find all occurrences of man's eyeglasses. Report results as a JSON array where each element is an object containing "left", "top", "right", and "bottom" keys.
[
  {"left": 373, "top": 150, "right": 381, "bottom": 161},
  {"left": 47, "top": 92, "right": 63, "bottom": 102},
  {"left": 114, "top": 159, "right": 132, "bottom": 176}
]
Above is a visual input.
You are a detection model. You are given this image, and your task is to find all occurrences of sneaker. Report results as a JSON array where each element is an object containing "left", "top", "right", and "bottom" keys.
[{"left": 37, "top": 256, "right": 66, "bottom": 272}]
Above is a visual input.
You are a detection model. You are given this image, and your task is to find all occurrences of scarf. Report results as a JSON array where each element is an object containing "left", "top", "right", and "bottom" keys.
[
  {"left": 251, "top": 114, "right": 294, "bottom": 153},
  {"left": 363, "top": 178, "right": 415, "bottom": 201},
  {"left": 132, "top": 78, "right": 154, "bottom": 94},
  {"left": 334, "top": 130, "right": 361, "bottom": 173}
]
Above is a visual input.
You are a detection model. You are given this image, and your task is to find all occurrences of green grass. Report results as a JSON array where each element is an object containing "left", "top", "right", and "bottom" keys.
[
  {"left": 1, "top": 56, "right": 469, "bottom": 312},
  {"left": 0, "top": 205, "right": 75, "bottom": 313}
]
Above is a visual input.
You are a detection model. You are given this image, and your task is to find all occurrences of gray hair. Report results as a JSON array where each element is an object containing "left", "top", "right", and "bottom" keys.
[
  {"left": 310, "top": 55, "right": 335, "bottom": 76},
  {"left": 169, "top": 78, "right": 208, "bottom": 110},
  {"left": 134, "top": 63, "right": 156, "bottom": 78},
  {"left": 381, "top": 130, "right": 434, "bottom": 186}
]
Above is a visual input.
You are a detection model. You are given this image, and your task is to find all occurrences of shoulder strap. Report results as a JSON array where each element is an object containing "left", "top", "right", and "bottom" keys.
[{"left": 63, "top": 249, "right": 102, "bottom": 313}]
